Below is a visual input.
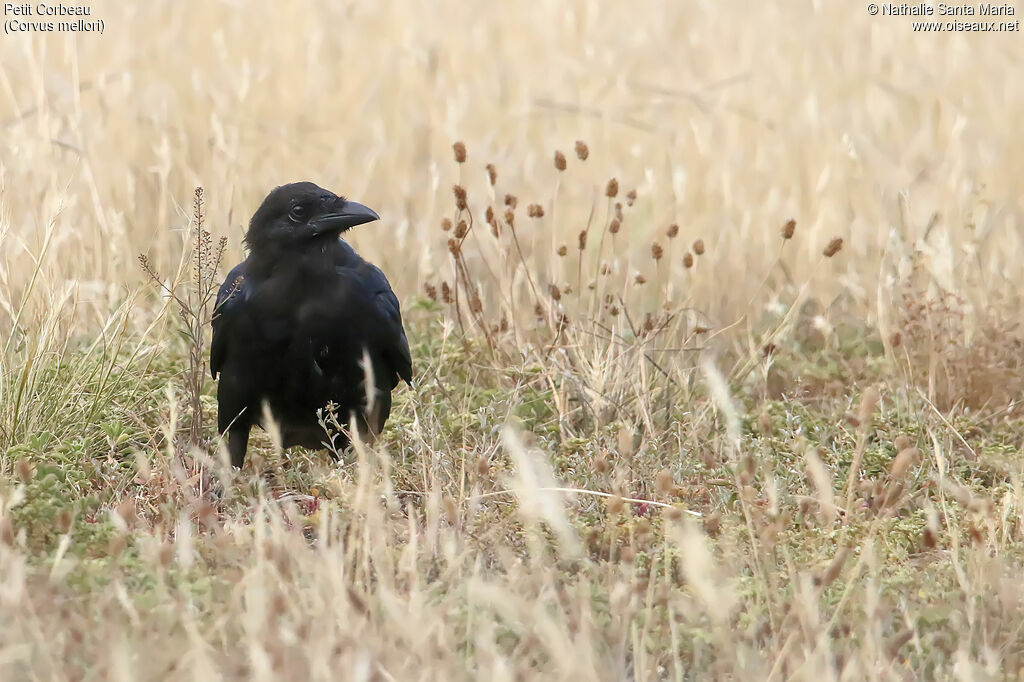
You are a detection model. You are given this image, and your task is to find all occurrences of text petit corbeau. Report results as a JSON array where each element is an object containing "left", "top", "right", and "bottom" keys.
[{"left": 5, "top": 3, "right": 91, "bottom": 15}]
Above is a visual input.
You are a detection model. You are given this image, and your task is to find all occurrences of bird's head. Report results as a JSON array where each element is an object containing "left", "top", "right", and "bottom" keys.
[{"left": 245, "top": 182, "right": 380, "bottom": 253}]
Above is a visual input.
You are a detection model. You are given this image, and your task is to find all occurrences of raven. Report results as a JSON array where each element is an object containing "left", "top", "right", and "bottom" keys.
[{"left": 211, "top": 182, "right": 413, "bottom": 468}]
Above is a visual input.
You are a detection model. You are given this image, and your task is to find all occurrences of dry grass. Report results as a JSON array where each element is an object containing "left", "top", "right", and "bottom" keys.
[{"left": 2, "top": 2, "right": 1024, "bottom": 679}]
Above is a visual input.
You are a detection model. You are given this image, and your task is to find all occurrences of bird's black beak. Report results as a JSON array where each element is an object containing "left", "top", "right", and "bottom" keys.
[{"left": 311, "top": 200, "right": 380, "bottom": 235}]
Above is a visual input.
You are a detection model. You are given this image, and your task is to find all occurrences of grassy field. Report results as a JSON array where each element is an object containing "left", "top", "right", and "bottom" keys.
[{"left": 2, "top": 1, "right": 1024, "bottom": 679}]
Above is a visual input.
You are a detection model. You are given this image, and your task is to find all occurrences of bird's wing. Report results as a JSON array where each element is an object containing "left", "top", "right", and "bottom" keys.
[
  {"left": 210, "top": 261, "right": 248, "bottom": 379},
  {"left": 365, "top": 264, "right": 414, "bottom": 387},
  {"left": 331, "top": 243, "right": 413, "bottom": 388}
]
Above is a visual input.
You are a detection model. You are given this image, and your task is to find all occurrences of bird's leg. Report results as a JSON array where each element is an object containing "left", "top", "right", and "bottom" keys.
[{"left": 227, "top": 427, "right": 250, "bottom": 469}]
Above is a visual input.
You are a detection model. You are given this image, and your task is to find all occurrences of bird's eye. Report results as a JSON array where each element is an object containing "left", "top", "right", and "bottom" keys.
[{"left": 288, "top": 204, "right": 308, "bottom": 223}]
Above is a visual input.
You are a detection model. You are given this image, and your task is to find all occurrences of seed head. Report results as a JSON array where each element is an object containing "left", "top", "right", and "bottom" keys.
[
  {"left": 504, "top": 193, "right": 518, "bottom": 209},
  {"left": 56, "top": 509, "right": 73, "bottom": 535},
  {"left": 453, "top": 185, "right": 468, "bottom": 211},
  {"left": 782, "top": 219, "right": 796, "bottom": 239},
  {"left": 655, "top": 469, "right": 674, "bottom": 495},
  {"left": 607, "top": 495, "right": 625, "bottom": 515},
  {"left": 527, "top": 203, "right": 545, "bottom": 218},
  {"left": 823, "top": 237, "right": 843, "bottom": 258},
  {"left": 578, "top": 230, "right": 588, "bottom": 250},
  {"left": 666, "top": 224, "right": 679, "bottom": 239},
  {"left": 486, "top": 163, "right": 497, "bottom": 185},
  {"left": 605, "top": 178, "right": 619, "bottom": 198},
  {"left": 683, "top": 252, "right": 694, "bottom": 268},
  {"left": 424, "top": 282, "right": 437, "bottom": 301},
  {"left": 441, "top": 281, "right": 452, "bottom": 303},
  {"left": 651, "top": 242, "right": 663, "bottom": 261},
  {"left": 692, "top": 239, "right": 705, "bottom": 255},
  {"left": 625, "top": 189, "right": 637, "bottom": 206},
  {"left": 441, "top": 218, "right": 452, "bottom": 232},
  {"left": 890, "top": 447, "right": 919, "bottom": 480},
  {"left": 575, "top": 140, "right": 589, "bottom": 160},
  {"left": 635, "top": 274, "right": 646, "bottom": 285},
  {"left": 557, "top": 245, "right": 568, "bottom": 257},
  {"left": 554, "top": 150, "right": 567, "bottom": 171},
  {"left": 614, "top": 202, "right": 623, "bottom": 221},
  {"left": 857, "top": 386, "right": 880, "bottom": 425},
  {"left": 447, "top": 238, "right": 461, "bottom": 256},
  {"left": 609, "top": 219, "right": 621, "bottom": 235},
  {"left": 549, "top": 284, "right": 562, "bottom": 301},
  {"left": 452, "top": 141, "right": 467, "bottom": 163},
  {"left": 485, "top": 206, "right": 495, "bottom": 224},
  {"left": 15, "top": 459, "right": 34, "bottom": 484},
  {"left": 454, "top": 220, "right": 468, "bottom": 238}
]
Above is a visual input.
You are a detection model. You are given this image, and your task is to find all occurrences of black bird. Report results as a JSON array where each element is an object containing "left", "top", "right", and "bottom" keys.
[{"left": 211, "top": 182, "right": 413, "bottom": 468}]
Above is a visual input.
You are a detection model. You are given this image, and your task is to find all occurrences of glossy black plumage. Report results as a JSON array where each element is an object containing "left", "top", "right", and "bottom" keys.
[{"left": 211, "top": 182, "right": 412, "bottom": 468}]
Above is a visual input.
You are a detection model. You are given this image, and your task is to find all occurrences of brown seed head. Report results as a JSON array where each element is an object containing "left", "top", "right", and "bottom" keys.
[
  {"left": 594, "top": 451, "right": 609, "bottom": 474},
  {"left": 893, "top": 435, "right": 913, "bottom": 452},
  {"left": 504, "top": 208, "right": 515, "bottom": 226},
  {"left": 424, "top": 282, "right": 437, "bottom": 301},
  {"left": 557, "top": 245, "right": 568, "bottom": 257},
  {"left": 609, "top": 218, "right": 621, "bottom": 235},
  {"left": 15, "top": 458, "right": 34, "bottom": 484},
  {"left": 0, "top": 518, "right": 14, "bottom": 546},
  {"left": 782, "top": 219, "right": 796, "bottom": 239},
  {"left": 527, "top": 203, "right": 545, "bottom": 218},
  {"left": 447, "top": 238, "right": 460, "bottom": 256},
  {"left": 635, "top": 274, "right": 646, "bottom": 285},
  {"left": 469, "top": 294, "right": 482, "bottom": 314},
  {"left": 441, "top": 281, "right": 452, "bottom": 303},
  {"left": 56, "top": 509, "right": 73, "bottom": 535},
  {"left": 441, "top": 218, "right": 452, "bottom": 232},
  {"left": 453, "top": 185, "right": 468, "bottom": 210},
  {"left": 857, "top": 386, "right": 880, "bottom": 425},
  {"left": 651, "top": 243, "right": 663, "bottom": 261},
  {"left": 574, "top": 140, "right": 589, "bottom": 160},
  {"left": 655, "top": 469, "right": 674, "bottom": 495},
  {"left": 554, "top": 150, "right": 567, "bottom": 171},
  {"left": 890, "top": 447, "right": 919, "bottom": 480},
  {"left": 549, "top": 284, "right": 562, "bottom": 301},
  {"left": 578, "top": 230, "right": 588, "bottom": 250},
  {"left": 607, "top": 495, "right": 625, "bottom": 515},
  {"left": 452, "top": 141, "right": 467, "bottom": 163},
  {"left": 485, "top": 206, "right": 495, "bottom": 224},
  {"left": 454, "top": 220, "right": 468, "bottom": 238},
  {"left": 486, "top": 163, "right": 497, "bottom": 185},
  {"left": 504, "top": 193, "right": 518, "bottom": 209},
  {"left": 614, "top": 202, "right": 623, "bottom": 221},
  {"left": 625, "top": 189, "right": 637, "bottom": 206},
  {"left": 823, "top": 237, "right": 844, "bottom": 258},
  {"left": 692, "top": 239, "right": 705, "bottom": 255},
  {"left": 683, "top": 252, "right": 694, "bottom": 268},
  {"left": 476, "top": 456, "right": 490, "bottom": 477},
  {"left": 605, "top": 178, "right": 619, "bottom": 198},
  {"left": 666, "top": 224, "right": 679, "bottom": 239}
]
